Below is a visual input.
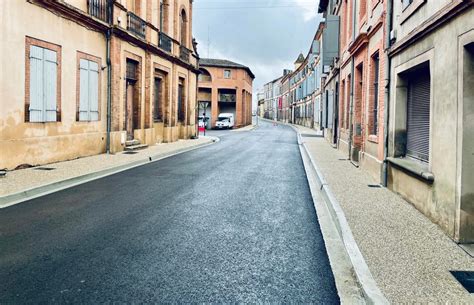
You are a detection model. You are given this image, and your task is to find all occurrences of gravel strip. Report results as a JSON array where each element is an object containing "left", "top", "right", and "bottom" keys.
[
  {"left": 0, "top": 137, "right": 213, "bottom": 197},
  {"left": 293, "top": 125, "right": 474, "bottom": 303}
]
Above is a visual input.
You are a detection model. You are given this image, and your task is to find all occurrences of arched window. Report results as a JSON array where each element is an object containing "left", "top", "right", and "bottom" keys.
[
  {"left": 198, "top": 69, "right": 212, "bottom": 82},
  {"left": 180, "top": 9, "right": 188, "bottom": 47},
  {"left": 159, "top": 0, "right": 169, "bottom": 33}
]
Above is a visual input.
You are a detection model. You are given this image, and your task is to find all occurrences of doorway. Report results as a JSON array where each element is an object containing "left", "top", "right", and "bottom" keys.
[{"left": 126, "top": 59, "right": 139, "bottom": 140}]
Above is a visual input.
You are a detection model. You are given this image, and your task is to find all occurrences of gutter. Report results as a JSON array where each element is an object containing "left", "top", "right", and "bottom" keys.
[
  {"left": 105, "top": 1, "right": 113, "bottom": 153},
  {"left": 348, "top": 0, "right": 356, "bottom": 161},
  {"left": 382, "top": 0, "right": 393, "bottom": 186}
]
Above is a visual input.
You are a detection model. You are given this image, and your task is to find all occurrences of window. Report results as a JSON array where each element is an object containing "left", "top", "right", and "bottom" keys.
[
  {"left": 224, "top": 70, "right": 231, "bottom": 79},
  {"left": 27, "top": 44, "right": 60, "bottom": 123},
  {"left": 371, "top": 53, "right": 380, "bottom": 135},
  {"left": 180, "top": 9, "right": 187, "bottom": 47},
  {"left": 402, "top": 0, "right": 413, "bottom": 10},
  {"left": 406, "top": 65, "right": 430, "bottom": 162},
  {"left": 159, "top": 0, "right": 164, "bottom": 30},
  {"left": 78, "top": 59, "right": 99, "bottom": 121},
  {"left": 177, "top": 78, "right": 185, "bottom": 122},
  {"left": 154, "top": 77, "right": 163, "bottom": 121}
]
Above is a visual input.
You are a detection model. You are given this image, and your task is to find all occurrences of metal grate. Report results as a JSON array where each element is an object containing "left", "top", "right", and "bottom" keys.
[
  {"left": 126, "top": 60, "right": 138, "bottom": 81},
  {"left": 158, "top": 32, "right": 173, "bottom": 53},
  {"left": 179, "top": 46, "right": 191, "bottom": 62},
  {"left": 450, "top": 271, "right": 474, "bottom": 293},
  {"left": 368, "top": 184, "right": 382, "bottom": 188},
  {"left": 123, "top": 151, "right": 138, "bottom": 155},
  {"left": 88, "top": 0, "right": 109, "bottom": 22},
  {"left": 127, "top": 12, "right": 146, "bottom": 39},
  {"left": 34, "top": 167, "right": 55, "bottom": 171},
  {"left": 300, "top": 134, "right": 323, "bottom": 138}
]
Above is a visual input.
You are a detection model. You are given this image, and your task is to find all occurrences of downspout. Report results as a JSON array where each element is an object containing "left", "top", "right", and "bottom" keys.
[
  {"left": 348, "top": 0, "right": 356, "bottom": 160},
  {"left": 105, "top": 1, "right": 113, "bottom": 153},
  {"left": 382, "top": 0, "right": 393, "bottom": 186}
]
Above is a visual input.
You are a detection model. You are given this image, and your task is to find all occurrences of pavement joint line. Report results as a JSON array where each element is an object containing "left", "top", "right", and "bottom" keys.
[
  {"left": 266, "top": 117, "right": 389, "bottom": 305},
  {"left": 0, "top": 137, "right": 220, "bottom": 209}
]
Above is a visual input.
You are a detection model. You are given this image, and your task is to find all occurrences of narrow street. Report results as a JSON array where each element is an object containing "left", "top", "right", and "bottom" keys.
[{"left": 0, "top": 121, "right": 339, "bottom": 303}]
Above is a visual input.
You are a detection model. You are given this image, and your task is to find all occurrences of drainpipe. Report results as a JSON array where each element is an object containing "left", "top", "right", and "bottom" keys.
[
  {"left": 347, "top": 0, "right": 356, "bottom": 161},
  {"left": 382, "top": 0, "right": 393, "bottom": 186},
  {"left": 105, "top": 1, "right": 113, "bottom": 153}
]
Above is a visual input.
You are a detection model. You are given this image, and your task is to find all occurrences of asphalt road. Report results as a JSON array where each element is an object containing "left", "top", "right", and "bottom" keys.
[{"left": 0, "top": 120, "right": 339, "bottom": 304}]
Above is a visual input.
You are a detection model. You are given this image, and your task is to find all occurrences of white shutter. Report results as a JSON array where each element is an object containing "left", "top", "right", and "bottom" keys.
[
  {"left": 314, "top": 96, "right": 320, "bottom": 123},
  {"left": 88, "top": 61, "right": 99, "bottom": 121},
  {"left": 322, "top": 92, "right": 327, "bottom": 127},
  {"left": 44, "top": 49, "right": 57, "bottom": 122},
  {"left": 29, "top": 46, "right": 44, "bottom": 122},
  {"left": 328, "top": 90, "right": 334, "bottom": 129},
  {"left": 79, "top": 59, "right": 89, "bottom": 121}
]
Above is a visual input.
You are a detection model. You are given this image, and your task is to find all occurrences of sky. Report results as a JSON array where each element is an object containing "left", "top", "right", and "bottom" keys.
[{"left": 192, "top": 0, "right": 322, "bottom": 104}]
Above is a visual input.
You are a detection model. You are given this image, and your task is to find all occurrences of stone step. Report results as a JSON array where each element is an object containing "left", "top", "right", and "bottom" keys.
[
  {"left": 125, "top": 139, "right": 140, "bottom": 147},
  {"left": 124, "top": 144, "right": 148, "bottom": 151}
]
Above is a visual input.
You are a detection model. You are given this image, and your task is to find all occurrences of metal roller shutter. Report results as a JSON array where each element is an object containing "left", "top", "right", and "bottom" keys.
[{"left": 407, "top": 68, "right": 430, "bottom": 162}]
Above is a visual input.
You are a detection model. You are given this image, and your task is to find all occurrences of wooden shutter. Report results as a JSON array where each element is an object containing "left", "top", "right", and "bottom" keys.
[
  {"left": 29, "top": 46, "right": 44, "bottom": 122},
  {"left": 79, "top": 59, "right": 89, "bottom": 121},
  {"left": 44, "top": 49, "right": 57, "bottom": 122},
  {"left": 89, "top": 61, "right": 99, "bottom": 121},
  {"left": 407, "top": 69, "right": 430, "bottom": 162}
]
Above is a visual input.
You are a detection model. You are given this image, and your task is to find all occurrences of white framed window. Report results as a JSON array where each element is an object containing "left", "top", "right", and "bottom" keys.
[
  {"left": 78, "top": 59, "right": 99, "bottom": 121},
  {"left": 29, "top": 45, "right": 58, "bottom": 122},
  {"left": 224, "top": 69, "right": 231, "bottom": 79}
]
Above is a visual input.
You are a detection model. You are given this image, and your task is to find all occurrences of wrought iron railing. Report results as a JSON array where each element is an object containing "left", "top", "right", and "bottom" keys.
[
  {"left": 158, "top": 32, "right": 172, "bottom": 53},
  {"left": 127, "top": 12, "right": 146, "bottom": 39},
  {"left": 219, "top": 94, "right": 236, "bottom": 103},
  {"left": 179, "top": 46, "right": 191, "bottom": 62},
  {"left": 88, "top": 0, "right": 109, "bottom": 22}
]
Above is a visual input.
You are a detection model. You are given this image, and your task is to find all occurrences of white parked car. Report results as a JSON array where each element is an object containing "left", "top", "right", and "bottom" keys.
[{"left": 215, "top": 113, "right": 234, "bottom": 129}]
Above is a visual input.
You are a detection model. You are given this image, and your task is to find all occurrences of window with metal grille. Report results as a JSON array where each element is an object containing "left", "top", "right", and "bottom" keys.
[
  {"left": 154, "top": 77, "right": 162, "bottom": 121},
  {"left": 126, "top": 60, "right": 138, "bottom": 81},
  {"left": 406, "top": 65, "right": 430, "bottom": 162}
]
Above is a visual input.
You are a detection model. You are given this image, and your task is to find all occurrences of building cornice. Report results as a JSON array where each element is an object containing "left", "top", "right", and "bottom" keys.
[
  {"left": 389, "top": 0, "right": 472, "bottom": 57},
  {"left": 28, "top": 0, "right": 199, "bottom": 73}
]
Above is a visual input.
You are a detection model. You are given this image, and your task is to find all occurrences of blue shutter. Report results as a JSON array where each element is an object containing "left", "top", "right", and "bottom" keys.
[
  {"left": 29, "top": 46, "right": 44, "bottom": 122},
  {"left": 79, "top": 59, "right": 89, "bottom": 121},
  {"left": 89, "top": 61, "right": 99, "bottom": 121},
  {"left": 44, "top": 49, "right": 57, "bottom": 122}
]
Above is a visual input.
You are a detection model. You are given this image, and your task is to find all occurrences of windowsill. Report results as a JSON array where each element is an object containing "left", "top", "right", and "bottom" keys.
[
  {"left": 368, "top": 135, "right": 379, "bottom": 143},
  {"left": 400, "top": 0, "right": 426, "bottom": 24},
  {"left": 387, "top": 156, "right": 434, "bottom": 183}
]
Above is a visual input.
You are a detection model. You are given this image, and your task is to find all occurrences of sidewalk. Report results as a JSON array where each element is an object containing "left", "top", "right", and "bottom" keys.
[
  {"left": 0, "top": 136, "right": 216, "bottom": 206},
  {"left": 293, "top": 124, "right": 474, "bottom": 303}
]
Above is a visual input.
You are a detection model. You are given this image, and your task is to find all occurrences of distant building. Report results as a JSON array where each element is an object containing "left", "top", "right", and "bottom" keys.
[{"left": 197, "top": 58, "right": 254, "bottom": 128}]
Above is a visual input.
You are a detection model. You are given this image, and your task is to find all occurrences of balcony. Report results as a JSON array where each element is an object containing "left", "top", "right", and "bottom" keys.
[
  {"left": 219, "top": 94, "right": 236, "bottom": 103},
  {"left": 158, "top": 32, "right": 172, "bottom": 53},
  {"left": 87, "top": 0, "right": 109, "bottom": 22},
  {"left": 127, "top": 12, "right": 146, "bottom": 39},
  {"left": 179, "top": 46, "right": 191, "bottom": 63}
]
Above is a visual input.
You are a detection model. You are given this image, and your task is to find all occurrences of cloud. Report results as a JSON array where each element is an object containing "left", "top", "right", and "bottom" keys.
[{"left": 294, "top": 0, "right": 319, "bottom": 21}]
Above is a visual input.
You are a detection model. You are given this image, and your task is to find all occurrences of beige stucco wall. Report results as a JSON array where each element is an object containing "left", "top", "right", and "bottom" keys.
[
  {"left": 0, "top": 0, "right": 107, "bottom": 169},
  {"left": 388, "top": 8, "right": 474, "bottom": 242}
]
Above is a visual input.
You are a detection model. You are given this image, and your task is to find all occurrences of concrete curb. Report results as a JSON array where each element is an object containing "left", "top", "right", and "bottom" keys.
[
  {"left": 0, "top": 137, "right": 219, "bottom": 209},
  {"left": 289, "top": 124, "right": 388, "bottom": 305}
]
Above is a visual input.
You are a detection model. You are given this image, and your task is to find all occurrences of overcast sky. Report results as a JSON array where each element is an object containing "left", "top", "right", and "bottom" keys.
[{"left": 193, "top": 0, "right": 322, "bottom": 100}]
